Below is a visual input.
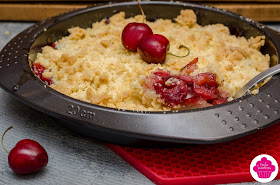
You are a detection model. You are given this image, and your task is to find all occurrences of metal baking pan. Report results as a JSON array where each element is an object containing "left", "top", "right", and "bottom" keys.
[{"left": 0, "top": 1, "right": 280, "bottom": 145}]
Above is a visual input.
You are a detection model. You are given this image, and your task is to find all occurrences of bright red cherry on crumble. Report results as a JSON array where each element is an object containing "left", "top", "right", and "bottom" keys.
[
  {"left": 137, "top": 34, "right": 170, "bottom": 64},
  {"left": 121, "top": 23, "right": 153, "bottom": 52},
  {"left": 2, "top": 127, "right": 48, "bottom": 175}
]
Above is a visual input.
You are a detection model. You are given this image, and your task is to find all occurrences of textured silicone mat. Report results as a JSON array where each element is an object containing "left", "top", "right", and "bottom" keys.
[{"left": 106, "top": 122, "right": 280, "bottom": 185}]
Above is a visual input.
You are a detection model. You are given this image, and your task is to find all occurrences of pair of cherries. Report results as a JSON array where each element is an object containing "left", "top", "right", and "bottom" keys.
[{"left": 122, "top": 22, "right": 169, "bottom": 64}]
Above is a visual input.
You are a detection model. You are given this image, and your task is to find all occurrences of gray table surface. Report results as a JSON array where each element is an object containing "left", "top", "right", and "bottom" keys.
[{"left": 0, "top": 21, "right": 279, "bottom": 185}]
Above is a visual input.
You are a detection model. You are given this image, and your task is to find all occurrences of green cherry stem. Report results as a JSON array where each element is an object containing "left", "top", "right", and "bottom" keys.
[
  {"left": 168, "top": 45, "right": 190, "bottom": 58},
  {"left": 138, "top": 0, "right": 146, "bottom": 23},
  {"left": 2, "top": 126, "right": 13, "bottom": 154}
]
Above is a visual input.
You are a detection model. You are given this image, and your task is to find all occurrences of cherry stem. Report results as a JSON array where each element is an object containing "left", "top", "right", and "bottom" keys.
[
  {"left": 138, "top": 0, "right": 145, "bottom": 23},
  {"left": 168, "top": 45, "right": 190, "bottom": 58},
  {"left": 2, "top": 126, "right": 13, "bottom": 154}
]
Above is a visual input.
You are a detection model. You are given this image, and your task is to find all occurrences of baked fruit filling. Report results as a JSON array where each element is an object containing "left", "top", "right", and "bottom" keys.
[
  {"left": 144, "top": 61, "right": 228, "bottom": 109},
  {"left": 32, "top": 63, "right": 53, "bottom": 85}
]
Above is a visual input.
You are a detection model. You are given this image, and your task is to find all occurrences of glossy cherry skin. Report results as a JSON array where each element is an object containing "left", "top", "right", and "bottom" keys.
[
  {"left": 122, "top": 22, "right": 153, "bottom": 52},
  {"left": 8, "top": 139, "right": 48, "bottom": 175},
  {"left": 137, "top": 34, "right": 170, "bottom": 64}
]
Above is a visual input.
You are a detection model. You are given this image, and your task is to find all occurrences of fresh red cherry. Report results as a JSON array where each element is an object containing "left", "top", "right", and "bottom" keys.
[
  {"left": 8, "top": 139, "right": 48, "bottom": 175},
  {"left": 122, "top": 23, "right": 153, "bottom": 52},
  {"left": 2, "top": 127, "right": 48, "bottom": 175},
  {"left": 137, "top": 34, "right": 170, "bottom": 64}
]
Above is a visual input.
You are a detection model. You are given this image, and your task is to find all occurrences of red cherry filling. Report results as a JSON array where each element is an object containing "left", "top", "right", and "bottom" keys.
[
  {"left": 145, "top": 68, "right": 228, "bottom": 108},
  {"left": 212, "top": 98, "right": 228, "bottom": 105},
  {"left": 154, "top": 76, "right": 190, "bottom": 106},
  {"left": 122, "top": 23, "right": 153, "bottom": 52},
  {"left": 137, "top": 34, "right": 170, "bottom": 64},
  {"left": 180, "top": 57, "right": 198, "bottom": 74},
  {"left": 193, "top": 83, "right": 218, "bottom": 100},
  {"left": 192, "top": 72, "right": 219, "bottom": 100},
  {"left": 32, "top": 63, "right": 53, "bottom": 85}
]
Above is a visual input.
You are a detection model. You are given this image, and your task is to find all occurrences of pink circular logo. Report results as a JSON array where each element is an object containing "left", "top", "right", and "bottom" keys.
[{"left": 250, "top": 154, "right": 278, "bottom": 183}]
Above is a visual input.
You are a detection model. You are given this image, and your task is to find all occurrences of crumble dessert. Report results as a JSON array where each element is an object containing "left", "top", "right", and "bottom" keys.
[{"left": 33, "top": 10, "right": 270, "bottom": 111}]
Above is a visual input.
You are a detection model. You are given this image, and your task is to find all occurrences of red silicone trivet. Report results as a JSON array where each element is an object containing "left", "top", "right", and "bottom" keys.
[{"left": 106, "top": 122, "right": 280, "bottom": 185}]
